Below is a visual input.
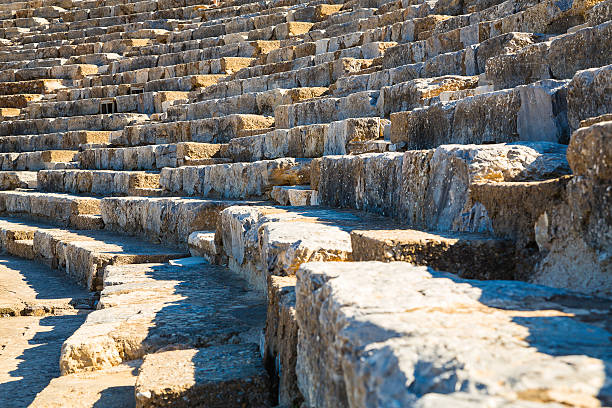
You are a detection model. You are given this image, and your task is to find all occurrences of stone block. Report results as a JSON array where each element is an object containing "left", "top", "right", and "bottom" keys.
[
  {"left": 135, "top": 345, "right": 271, "bottom": 408},
  {"left": 296, "top": 261, "right": 612, "bottom": 408},
  {"left": 567, "top": 64, "right": 612, "bottom": 132},
  {"left": 351, "top": 229, "right": 515, "bottom": 279}
]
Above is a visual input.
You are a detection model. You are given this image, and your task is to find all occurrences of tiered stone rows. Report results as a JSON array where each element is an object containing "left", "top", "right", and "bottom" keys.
[{"left": 0, "top": 0, "right": 609, "bottom": 406}]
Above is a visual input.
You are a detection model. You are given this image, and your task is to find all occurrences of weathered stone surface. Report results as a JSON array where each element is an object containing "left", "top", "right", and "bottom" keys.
[
  {"left": 135, "top": 345, "right": 271, "bottom": 408},
  {"left": 160, "top": 158, "right": 311, "bottom": 199},
  {"left": 219, "top": 205, "right": 393, "bottom": 291},
  {"left": 567, "top": 120, "right": 611, "bottom": 180},
  {"left": 0, "top": 256, "right": 136, "bottom": 408},
  {"left": 33, "top": 227, "right": 188, "bottom": 290},
  {"left": 101, "top": 196, "right": 261, "bottom": 245},
  {"left": 118, "top": 114, "right": 274, "bottom": 146},
  {"left": 296, "top": 261, "right": 612, "bottom": 408},
  {"left": 0, "top": 150, "right": 77, "bottom": 171},
  {"left": 28, "top": 362, "right": 140, "bottom": 408},
  {"left": 567, "top": 64, "right": 612, "bottom": 132},
  {"left": 486, "top": 20, "right": 612, "bottom": 90},
  {"left": 467, "top": 177, "right": 571, "bottom": 246},
  {"left": 323, "top": 117, "right": 387, "bottom": 155},
  {"left": 0, "top": 0, "right": 610, "bottom": 405},
  {"left": 61, "top": 262, "right": 265, "bottom": 374},
  {"left": 391, "top": 79, "right": 570, "bottom": 149},
  {"left": 0, "top": 190, "right": 100, "bottom": 228},
  {"left": 38, "top": 169, "right": 160, "bottom": 196},
  {"left": 228, "top": 124, "right": 327, "bottom": 162},
  {"left": 264, "top": 276, "right": 302, "bottom": 407},
  {"left": 532, "top": 121, "right": 612, "bottom": 296},
  {"left": 351, "top": 229, "right": 516, "bottom": 279},
  {"left": 318, "top": 142, "right": 570, "bottom": 231},
  {"left": 380, "top": 75, "right": 478, "bottom": 117},
  {"left": 187, "top": 231, "right": 222, "bottom": 263},
  {"left": 0, "top": 171, "right": 37, "bottom": 190},
  {"left": 271, "top": 185, "right": 319, "bottom": 206},
  {"left": 0, "top": 254, "right": 94, "bottom": 317},
  {"left": 0, "top": 131, "right": 110, "bottom": 153}
]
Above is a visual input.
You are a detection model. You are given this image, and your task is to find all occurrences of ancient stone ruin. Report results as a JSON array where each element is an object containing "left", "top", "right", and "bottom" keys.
[{"left": 0, "top": 0, "right": 610, "bottom": 405}]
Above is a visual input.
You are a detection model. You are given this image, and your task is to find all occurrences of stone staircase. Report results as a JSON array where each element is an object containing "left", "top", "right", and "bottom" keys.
[{"left": 0, "top": 0, "right": 609, "bottom": 406}]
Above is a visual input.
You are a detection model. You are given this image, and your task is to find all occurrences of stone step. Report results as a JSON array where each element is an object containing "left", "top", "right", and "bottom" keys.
[
  {"left": 0, "top": 63, "right": 100, "bottom": 83},
  {"left": 0, "top": 38, "right": 152, "bottom": 63},
  {"left": 0, "top": 150, "right": 77, "bottom": 171},
  {"left": 0, "top": 254, "right": 95, "bottom": 316},
  {"left": 79, "top": 142, "right": 229, "bottom": 170},
  {"left": 28, "top": 361, "right": 141, "bottom": 408},
  {"left": 24, "top": 90, "right": 189, "bottom": 118},
  {"left": 116, "top": 113, "right": 274, "bottom": 146},
  {"left": 0, "top": 93, "right": 43, "bottom": 108},
  {"left": 0, "top": 112, "right": 149, "bottom": 137},
  {"left": 566, "top": 64, "right": 612, "bottom": 132},
  {"left": 0, "top": 313, "right": 133, "bottom": 408},
  {"left": 228, "top": 117, "right": 387, "bottom": 161},
  {"left": 317, "top": 142, "right": 570, "bottom": 231},
  {"left": 0, "top": 190, "right": 102, "bottom": 229},
  {"left": 78, "top": 56, "right": 253, "bottom": 89},
  {"left": 38, "top": 169, "right": 161, "bottom": 196},
  {"left": 0, "top": 171, "right": 37, "bottom": 190},
  {"left": 275, "top": 90, "right": 381, "bottom": 128},
  {"left": 217, "top": 205, "right": 396, "bottom": 291},
  {"left": 101, "top": 196, "right": 264, "bottom": 245},
  {"left": 390, "top": 79, "right": 570, "bottom": 150},
  {"left": 487, "top": 20, "right": 612, "bottom": 90},
  {"left": 474, "top": 120, "right": 611, "bottom": 297},
  {"left": 197, "top": 57, "right": 376, "bottom": 102},
  {"left": 167, "top": 86, "right": 328, "bottom": 121},
  {"left": 60, "top": 260, "right": 266, "bottom": 373},
  {"left": 350, "top": 228, "right": 516, "bottom": 279},
  {"left": 107, "top": 40, "right": 273, "bottom": 75},
  {"left": 382, "top": 0, "right": 602, "bottom": 70},
  {"left": 271, "top": 185, "right": 319, "bottom": 206},
  {"left": 0, "top": 216, "right": 188, "bottom": 290},
  {"left": 135, "top": 345, "right": 271, "bottom": 408},
  {"left": 296, "top": 261, "right": 612, "bottom": 407},
  {"left": 160, "top": 157, "right": 312, "bottom": 199},
  {"left": 187, "top": 230, "right": 222, "bottom": 263},
  {"left": 60, "top": 74, "right": 225, "bottom": 102},
  {"left": 275, "top": 74, "right": 480, "bottom": 128},
  {"left": 0, "top": 130, "right": 112, "bottom": 153},
  {"left": 0, "top": 78, "right": 66, "bottom": 95}
]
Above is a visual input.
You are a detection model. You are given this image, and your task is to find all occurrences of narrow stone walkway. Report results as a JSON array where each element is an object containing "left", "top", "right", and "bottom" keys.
[{"left": 0, "top": 254, "right": 135, "bottom": 408}]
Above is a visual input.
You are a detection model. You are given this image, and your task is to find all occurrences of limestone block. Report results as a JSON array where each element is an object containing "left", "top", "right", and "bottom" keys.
[
  {"left": 391, "top": 79, "right": 570, "bottom": 148},
  {"left": 218, "top": 206, "right": 390, "bottom": 291},
  {"left": 486, "top": 21, "right": 612, "bottom": 89},
  {"left": 351, "top": 229, "right": 515, "bottom": 279},
  {"left": 532, "top": 121, "right": 612, "bottom": 296},
  {"left": 264, "top": 276, "right": 303, "bottom": 407},
  {"left": 188, "top": 231, "right": 220, "bottom": 263},
  {"left": 0, "top": 191, "right": 100, "bottom": 227},
  {"left": 567, "top": 64, "right": 612, "bottom": 132},
  {"left": 61, "top": 262, "right": 264, "bottom": 372},
  {"left": 271, "top": 186, "right": 319, "bottom": 206},
  {"left": 381, "top": 75, "right": 478, "bottom": 116},
  {"left": 274, "top": 22, "right": 314, "bottom": 40},
  {"left": 296, "top": 262, "right": 612, "bottom": 408},
  {"left": 161, "top": 158, "right": 311, "bottom": 199},
  {"left": 319, "top": 142, "right": 569, "bottom": 231},
  {"left": 0, "top": 171, "right": 37, "bottom": 190},
  {"left": 101, "top": 196, "right": 255, "bottom": 245},
  {"left": 135, "top": 346, "right": 271, "bottom": 408},
  {"left": 324, "top": 117, "right": 386, "bottom": 155}
]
